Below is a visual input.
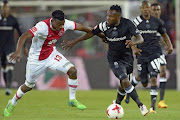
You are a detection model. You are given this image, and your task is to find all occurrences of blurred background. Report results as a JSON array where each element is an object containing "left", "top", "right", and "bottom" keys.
[{"left": 0, "top": 0, "right": 179, "bottom": 90}]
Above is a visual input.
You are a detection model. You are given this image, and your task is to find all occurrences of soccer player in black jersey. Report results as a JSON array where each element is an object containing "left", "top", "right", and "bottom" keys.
[
  {"left": 0, "top": 0, "right": 26, "bottom": 95},
  {"left": 62, "top": 5, "right": 149, "bottom": 116},
  {"left": 150, "top": 3, "right": 172, "bottom": 109},
  {"left": 125, "top": 1, "right": 173, "bottom": 113}
]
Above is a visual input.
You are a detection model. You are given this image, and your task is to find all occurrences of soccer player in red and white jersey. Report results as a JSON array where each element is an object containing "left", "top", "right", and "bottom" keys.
[{"left": 3, "top": 10, "right": 103, "bottom": 117}]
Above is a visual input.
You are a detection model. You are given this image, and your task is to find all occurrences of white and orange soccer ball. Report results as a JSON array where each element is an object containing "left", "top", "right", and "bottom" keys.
[{"left": 107, "top": 104, "right": 124, "bottom": 119}]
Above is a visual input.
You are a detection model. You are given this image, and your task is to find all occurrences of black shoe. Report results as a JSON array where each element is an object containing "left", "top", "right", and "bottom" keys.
[
  {"left": 125, "top": 94, "right": 130, "bottom": 104},
  {"left": 5, "top": 89, "right": 12, "bottom": 96}
]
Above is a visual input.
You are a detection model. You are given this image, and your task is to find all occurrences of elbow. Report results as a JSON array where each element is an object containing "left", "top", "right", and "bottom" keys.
[{"left": 140, "top": 37, "right": 144, "bottom": 44}]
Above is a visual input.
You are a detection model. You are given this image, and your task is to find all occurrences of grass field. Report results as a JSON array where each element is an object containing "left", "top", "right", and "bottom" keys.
[{"left": 0, "top": 89, "right": 180, "bottom": 120}]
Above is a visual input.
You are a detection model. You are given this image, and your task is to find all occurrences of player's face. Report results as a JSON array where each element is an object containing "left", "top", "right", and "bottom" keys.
[
  {"left": 52, "top": 19, "right": 65, "bottom": 31},
  {"left": 140, "top": 3, "right": 151, "bottom": 17},
  {"left": 1, "top": 3, "right": 10, "bottom": 16},
  {"left": 106, "top": 10, "right": 120, "bottom": 26},
  {"left": 151, "top": 5, "right": 161, "bottom": 19}
]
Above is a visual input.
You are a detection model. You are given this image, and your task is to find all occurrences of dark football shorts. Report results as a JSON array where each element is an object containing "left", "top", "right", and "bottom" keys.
[
  {"left": 0, "top": 52, "right": 15, "bottom": 67},
  {"left": 137, "top": 57, "right": 160, "bottom": 84},
  {"left": 109, "top": 60, "right": 133, "bottom": 81}
]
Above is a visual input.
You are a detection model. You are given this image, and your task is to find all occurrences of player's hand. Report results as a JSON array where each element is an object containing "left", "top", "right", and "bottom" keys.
[
  {"left": 9, "top": 51, "right": 21, "bottom": 62},
  {"left": 165, "top": 46, "right": 173, "bottom": 54},
  {"left": 61, "top": 40, "right": 76, "bottom": 51},
  {"left": 125, "top": 40, "right": 134, "bottom": 48},
  {"left": 131, "top": 46, "right": 142, "bottom": 56},
  {"left": 101, "top": 38, "right": 108, "bottom": 43}
]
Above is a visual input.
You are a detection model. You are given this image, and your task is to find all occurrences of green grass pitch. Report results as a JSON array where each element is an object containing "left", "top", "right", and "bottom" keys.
[{"left": 0, "top": 89, "right": 180, "bottom": 120}]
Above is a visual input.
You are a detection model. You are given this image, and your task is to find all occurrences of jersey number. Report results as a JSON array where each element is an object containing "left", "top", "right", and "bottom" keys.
[{"left": 54, "top": 55, "right": 62, "bottom": 62}]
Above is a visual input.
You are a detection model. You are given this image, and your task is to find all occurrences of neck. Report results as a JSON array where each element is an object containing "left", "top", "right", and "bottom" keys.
[
  {"left": 114, "top": 18, "right": 121, "bottom": 26},
  {"left": 142, "top": 14, "right": 150, "bottom": 20},
  {"left": 2, "top": 13, "right": 9, "bottom": 18}
]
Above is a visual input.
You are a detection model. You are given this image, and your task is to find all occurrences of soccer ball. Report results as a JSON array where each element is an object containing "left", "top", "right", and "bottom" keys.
[{"left": 107, "top": 104, "right": 124, "bottom": 119}]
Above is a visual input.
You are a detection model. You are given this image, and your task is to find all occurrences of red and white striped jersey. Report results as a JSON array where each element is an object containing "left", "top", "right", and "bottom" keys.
[{"left": 28, "top": 18, "right": 76, "bottom": 60}]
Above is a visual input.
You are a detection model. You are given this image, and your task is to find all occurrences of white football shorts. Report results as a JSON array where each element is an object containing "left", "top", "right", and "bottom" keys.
[{"left": 25, "top": 49, "right": 74, "bottom": 88}]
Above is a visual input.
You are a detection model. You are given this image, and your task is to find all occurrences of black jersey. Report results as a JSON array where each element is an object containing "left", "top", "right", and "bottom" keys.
[
  {"left": 92, "top": 17, "right": 139, "bottom": 63},
  {"left": 0, "top": 14, "right": 22, "bottom": 54},
  {"left": 133, "top": 15, "right": 166, "bottom": 62}
]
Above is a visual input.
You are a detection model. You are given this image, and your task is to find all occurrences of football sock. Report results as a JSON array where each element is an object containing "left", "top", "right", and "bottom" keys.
[
  {"left": 131, "top": 76, "right": 139, "bottom": 87},
  {"left": 11, "top": 86, "right": 25, "bottom": 105},
  {"left": 150, "top": 86, "right": 158, "bottom": 110},
  {"left": 159, "top": 77, "right": 167, "bottom": 101},
  {"left": 68, "top": 78, "right": 78, "bottom": 100},
  {"left": 124, "top": 85, "right": 142, "bottom": 107},
  {"left": 116, "top": 87, "right": 126, "bottom": 104},
  {"left": 3, "top": 70, "right": 12, "bottom": 88}
]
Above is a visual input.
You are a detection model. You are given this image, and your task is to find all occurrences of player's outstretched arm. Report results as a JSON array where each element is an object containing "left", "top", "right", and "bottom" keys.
[
  {"left": 9, "top": 31, "right": 33, "bottom": 62},
  {"left": 161, "top": 33, "right": 173, "bottom": 54},
  {"left": 61, "top": 32, "right": 94, "bottom": 51}
]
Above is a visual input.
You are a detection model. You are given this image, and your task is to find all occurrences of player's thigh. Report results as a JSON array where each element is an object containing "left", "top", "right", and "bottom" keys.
[
  {"left": 26, "top": 60, "right": 46, "bottom": 86},
  {"left": 109, "top": 61, "right": 128, "bottom": 81},
  {"left": 48, "top": 50, "right": 74, "bottom": 74},
  {"left": 137, "top": 61, "right": 149, "bottom": 84}
]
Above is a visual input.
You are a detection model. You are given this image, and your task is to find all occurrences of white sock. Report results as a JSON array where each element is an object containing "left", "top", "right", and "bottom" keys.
[
  {"left": 159, "top": 77, "right": 167, "bottom": 82},
  {"left": 68, "top": 78, "right": 78, "bottom": 100},
  {"left": 11, "top": 86, "right": 25, "bottom": 105}
]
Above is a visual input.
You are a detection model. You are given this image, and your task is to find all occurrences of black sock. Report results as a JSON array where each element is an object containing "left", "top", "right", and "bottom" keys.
[
  {"left": 159, "top": 82, "right": 166, "bottom": 101},
  {"left": 125, "top": 85, "right": 142, "bottom": 107},
  {"left": 3, "top": 70, "right": 12, "bottom": 88},
  {"left": 116, "top": 87, "right": 126, "bottom": 105},
  {"left": 150, "top": 86, "right": 158, "bottom": 110},
  {"left": 131, "top": 77, "right": 139, "bottom": 87}
]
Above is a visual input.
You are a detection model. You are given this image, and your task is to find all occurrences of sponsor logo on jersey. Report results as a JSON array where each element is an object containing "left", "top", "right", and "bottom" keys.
[
  {"left": 139, "top": 30, "right": 157, "bottom": 34},
  {"left": 107, "top": 36, "right": 126, "bottom": 41},
  {"left": 47, "top": 39, "right": 57, "bottom": 46},
  {"left": 0, "top": 26, "right": 13, "bottom": 30},
  {"left": 58, "top": 30, "right": 64, "bottom": 36}
]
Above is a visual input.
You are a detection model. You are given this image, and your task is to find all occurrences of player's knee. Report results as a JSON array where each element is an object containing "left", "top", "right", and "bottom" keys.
[
  {"left": 160, "top": 71, "right": 166, "bottom": 77},
  {"left": 67, "top": 67, "right": 77, "bottom": 79},
  {"left": 150, "top": 77, "right": 157, "bottom": 86},
  {"left": 121, "top": 78, "right": 130, "bottom": 88},
  {"left": 142, "top": 83, "right": 148, "bottom": 87},
  {"left": 21, "top": 84, "right": 32, "bottom": 93},
  {"left": 2, "top": 65, "right": 14, "bottom": 72}
]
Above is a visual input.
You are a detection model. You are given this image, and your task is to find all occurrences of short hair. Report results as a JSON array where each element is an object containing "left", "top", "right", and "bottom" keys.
[
  {"left": 1, "top": 0, "right": 9, "bottom": 6},
  {"left": 110, "top": 5, "right": 122, "bottom": 13},
  {"left": 140, "top": 0, "right": 151, "bottom": 6},
  {"left": 3, "top": 0, "right": 8, "bottom": 4},
  {"left": 52, "top": 10, "right": 65, "bottom": 21},
  {"left": 151, "top": 3, "right": 160, "bottom": 7}
]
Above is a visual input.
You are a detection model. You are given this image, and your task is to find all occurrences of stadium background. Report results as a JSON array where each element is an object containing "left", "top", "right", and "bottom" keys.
[{"left": 0, "top": 0, "right": 179, "bottom": 90}]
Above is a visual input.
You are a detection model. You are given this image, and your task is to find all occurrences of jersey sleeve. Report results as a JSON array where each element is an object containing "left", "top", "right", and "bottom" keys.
[
  {"left": 158, "top": 19, "right": 166, "bottom": 34},
  {"left": 64, "top": 19, "right": 76, "bottom": 31},
  {"left": 28, "top": 22, "right": 48, "bottom": 37},
  {"left": 92, "top": 22, "right": 105, "bottom": 35},
  {"left": 128, "top": 20, "right": 140, "bottom": 36}
]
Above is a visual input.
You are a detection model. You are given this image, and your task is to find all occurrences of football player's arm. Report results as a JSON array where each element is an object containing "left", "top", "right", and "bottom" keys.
[
  {"left": 161, "top": 33, "right": 173, "bottom": 54},
  {"left": 9, "top": 31, "right": 33, "bottom": 61},
  {"left": 159, "top": 37, "right": 167, "bottom": 48},
  {"left": 75, "top": 23, "right": 107, "bottom": 41},
  {"left": 126, "top": 34, "right": 144, "bottom": 48},
  {"left": 62, "top": 23, "right": 103, "bottom": 51},
  {"left": 62, "top": 32, "right": 94, "bottom": 51}
]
